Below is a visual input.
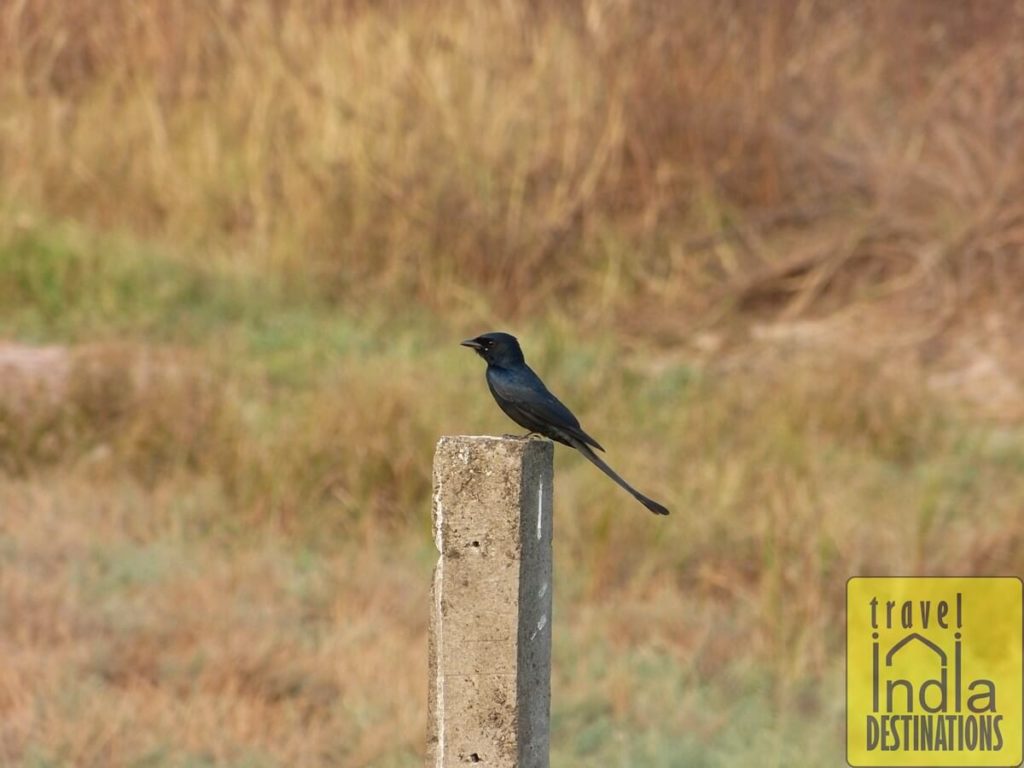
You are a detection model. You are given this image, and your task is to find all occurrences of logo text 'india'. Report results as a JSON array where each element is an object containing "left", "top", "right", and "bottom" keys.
[{"left": 847, "top": 578, "right": 1023, "bottom": 768}]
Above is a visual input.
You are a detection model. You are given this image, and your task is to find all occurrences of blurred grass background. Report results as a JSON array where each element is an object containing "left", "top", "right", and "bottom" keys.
[{"left": 1, "top": 1, "right": 1023, "bottom": 766}]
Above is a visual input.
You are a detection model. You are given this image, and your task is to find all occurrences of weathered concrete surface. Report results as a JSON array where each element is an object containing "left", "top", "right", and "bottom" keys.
[{"left": 427, "top": 436, "right": 553, "bottom": 768}]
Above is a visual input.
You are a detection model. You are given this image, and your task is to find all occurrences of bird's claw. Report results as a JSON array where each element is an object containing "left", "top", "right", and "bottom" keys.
[{"left": 501, "top": 432, "right": 543, "bottom": 441}]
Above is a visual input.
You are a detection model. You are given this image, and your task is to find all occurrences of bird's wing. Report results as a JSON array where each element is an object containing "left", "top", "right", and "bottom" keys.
[{"left": 488, "top": 367, "right": 605, "bottom": 451}]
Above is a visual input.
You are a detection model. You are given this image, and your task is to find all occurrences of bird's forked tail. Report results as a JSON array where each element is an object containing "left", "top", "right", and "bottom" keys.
[{"left": 569, "top": 438, "right": 670, "bottom": 515}]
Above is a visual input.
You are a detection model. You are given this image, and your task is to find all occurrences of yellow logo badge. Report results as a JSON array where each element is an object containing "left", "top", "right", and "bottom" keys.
[{"left": 847, "top": 577, "right": 1022, "bottom": 767}]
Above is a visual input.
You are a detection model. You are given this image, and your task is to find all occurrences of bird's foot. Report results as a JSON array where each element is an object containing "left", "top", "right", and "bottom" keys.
[{"left": 501, "top": 432, "right": 544, "bottom": 441}]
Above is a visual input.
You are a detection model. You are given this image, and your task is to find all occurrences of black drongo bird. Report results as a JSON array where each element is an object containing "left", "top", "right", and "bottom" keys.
[{"left": 461, "top": 331, "right": 670, "bottom": 516}]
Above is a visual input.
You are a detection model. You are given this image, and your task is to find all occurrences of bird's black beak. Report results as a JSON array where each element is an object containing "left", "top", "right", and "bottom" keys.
[{"left": 460, "top": 338, "right": 483, "bottom": 350}]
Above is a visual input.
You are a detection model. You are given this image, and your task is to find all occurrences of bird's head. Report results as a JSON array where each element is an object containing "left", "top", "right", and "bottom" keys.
[{"left": 460, "top": 331, "right": 525, "bottom": 367}]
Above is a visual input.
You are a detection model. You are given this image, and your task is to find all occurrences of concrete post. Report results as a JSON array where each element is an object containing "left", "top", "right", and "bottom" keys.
[{"left": 427, "top": 436, "right": 554, "bottom": 768}]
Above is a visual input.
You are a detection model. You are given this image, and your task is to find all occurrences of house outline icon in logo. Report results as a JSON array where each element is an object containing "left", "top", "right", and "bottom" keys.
[{"left": 886, "top": 632, "right": 947, "bottom": 666}]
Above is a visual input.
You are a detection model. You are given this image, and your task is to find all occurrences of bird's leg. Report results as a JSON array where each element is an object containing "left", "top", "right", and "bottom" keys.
[{"left": 501, "top": 432, "right": 541, "bottom": 440}]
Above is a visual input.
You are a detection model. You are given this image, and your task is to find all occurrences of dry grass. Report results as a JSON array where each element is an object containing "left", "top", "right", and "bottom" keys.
[
  {"left": 0, "top": 343, "right": 235, "bottom": 479},
  {"left": 0, "top": 477, "right": 427, "bottom": 767},
  {"left": 2, "top": 1, "right": 1023, "bottom": 325},
  {"left": 2, "top": 1, "right": 1024, "bottom": 766}
]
